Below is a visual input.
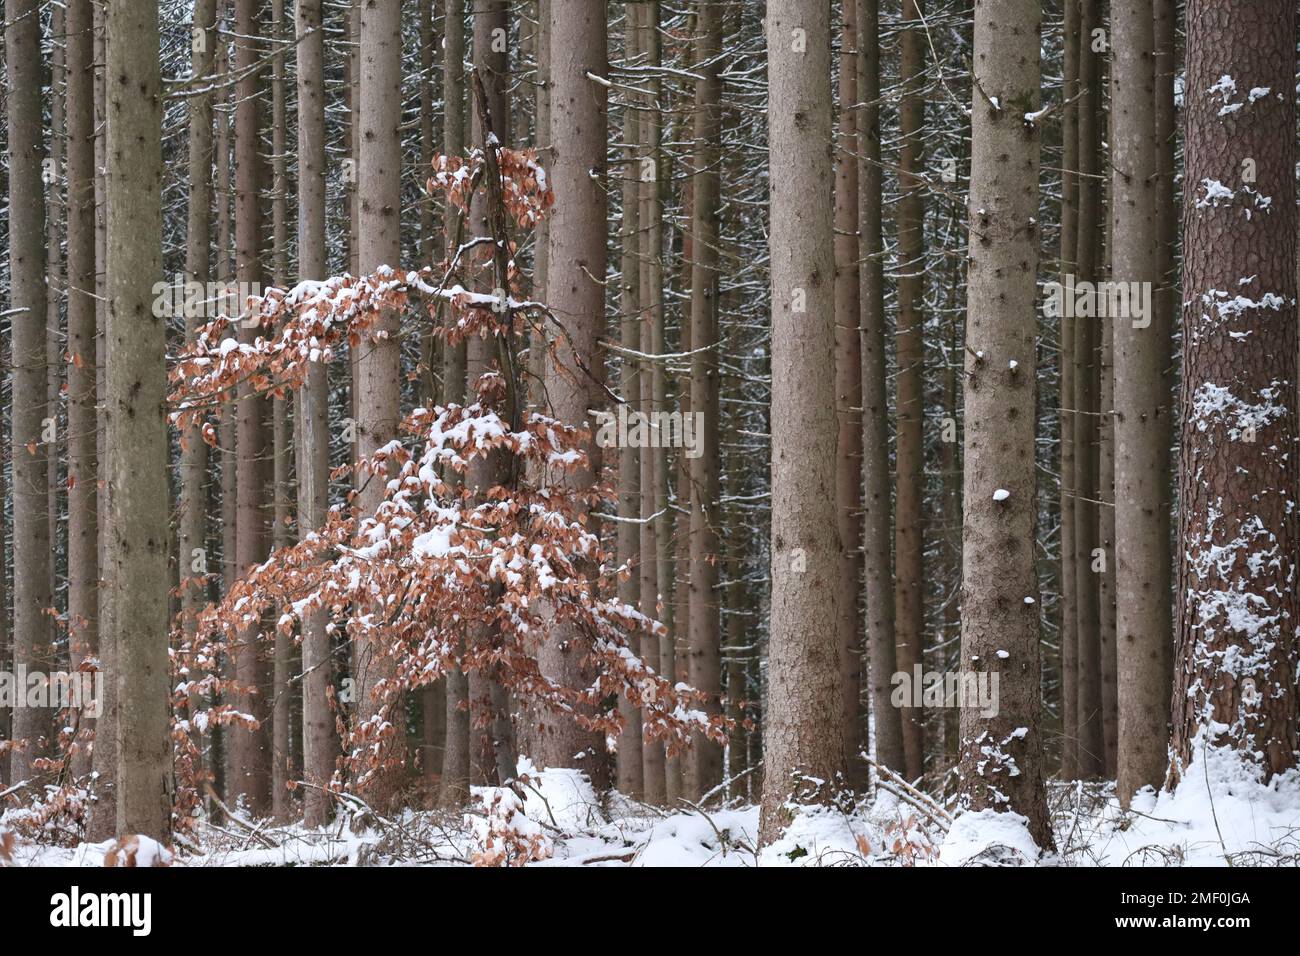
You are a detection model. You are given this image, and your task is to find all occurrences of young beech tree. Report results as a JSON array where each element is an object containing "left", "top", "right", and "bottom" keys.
[
  {"left": 170, "top": 135, "right": 727, "bottom": 813},
  {"left": 957, "top": 0, "right": 1052, "bottom": 850},
  {"left": 1171, "top": 0, "right": 1298, "bottom": 781}
]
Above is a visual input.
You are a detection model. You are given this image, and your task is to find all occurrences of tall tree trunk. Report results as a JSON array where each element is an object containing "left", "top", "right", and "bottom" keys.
[
  {"left": 465, "top": 0, "right": 517, "bottom": 791},
  {"left": 685, "top": 0, "right": 723, "bottom": 802},
  {"left": 437, "top": 0, "right": 472, "bottom": 810},
  {"left": 537, "top": 0, "right": 611, "bottom": 791},
  {"left": 269, "top": 0, "right": 295, "bottom": 824},
  {"left": 958, "top": 0, "right": 1052, "bottom": 850},
  {"left": 67, "top": 0, "right": 99, "bottom": 778},
  {"left": 105, "top": 0, "right": 170, "bottom": 840},
  {"left": 636, "top": 0, "right": 668, "bottom": 804},
  {"left": 179, "top": 0, "right": 216, "bottom": 793},
  {"left": 1057, "top": 0, "right": 1080, "bottom": 780},
  {"left": 295, "top": 0, "right": 337, "bottom": 829},
  {"left": 5, "top": 0, "right": 53, "bottom": 785},
  {"left": 229, "top": 0, "right": 272, "bottom": 815},
  {"left": 86, "top": 0, "right": 117, "bottom": 840},
  {"left": 1072, "top": 0, "right": 1104, "bottom": 780},
  {"left": 894, "top": 0, "right": 927, "bottom": 783},
  {"left": 1111, "top": 0, "right": 1170, "bottom": 804},
  {"left": 759, "top": 0, "right": 846, "bottom": 845},
  {"left": 615, "top": 3, "right": 644, "bottom": 799},
  {"left": 355, "top": 0, "right": 407, "bottom": 809},
  {"left": 1171, "top": 0, "right": 1298, "bottom": 782},
  {"left": 857, "top": 0, "right": 904, "bottom": 777},
  {"left": 833, "top": 0, "right": 864, "bottom": 787}
]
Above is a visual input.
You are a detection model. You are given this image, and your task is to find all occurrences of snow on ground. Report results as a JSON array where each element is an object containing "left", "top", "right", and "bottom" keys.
[{"left": 5, "top": 748, "right": 1299, "bottom": 867}]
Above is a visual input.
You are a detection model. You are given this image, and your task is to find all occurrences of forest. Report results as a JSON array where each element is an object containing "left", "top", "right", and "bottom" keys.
[{"left": 0, "top": 0, "right": 1298, "bottom": 874}]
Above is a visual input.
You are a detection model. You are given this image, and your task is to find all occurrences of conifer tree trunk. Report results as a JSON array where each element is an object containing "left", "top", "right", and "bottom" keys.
[
  {"left": 179, "top": 0, "right": 216, "bottom": 793},
  {"left": 536, "top": 0, "right": 612, "bottom": 791},
  {"left": 760, "top": 0, "right": 846, "bottom": 844},
  {"left": 438, "top": 0, "right": 472, "bottom": 810},
  {"left": 5, "top": 0, "right": 53, "bottom": 786},
  {"left": 636, "top": 0, "right": 668, "bottom": 804},
  {"left": 67, "top": 0, "right": 100, "bottom": 776},
  {"left": 894, "top": 0, "right": 927, "bottom": 782},
  {"left": 1057, "top": 0, "right": 1079, "bottom": 781},
  {"left": 833, "top": 0, "right": 864, "bottom": 785},
  {"left": 355, "top": 0, "right": 407, "bottom": 808},
  {"left": 1111, "top": 0, "right": 1171, "bottom": 803},
  {"left": 615, "top": 3, "right": 644, "bottom": 799},
  {"left": 958, "top": 0, "right": 1052, "bottom": 850},
  {"left": 1171, "top": 0, "right": 1298, "bottom": 781},
  {"left": 1072, "top": 0, "right": 1104, "bottom": 780},
  {"left": 229, "top": 0, "right": 272, "bottom": 815},
  {"left": 295, "top": 0, "right": 337, "bottom": 828},
  {"left": 857, "top": 0, "right": 904, "bottom": 777},
  {"left": 685, "top": 0, "right": 723, "bottom": 801},
  {"left": 105, "top": 0, "right": 170, "bottom": 839}
]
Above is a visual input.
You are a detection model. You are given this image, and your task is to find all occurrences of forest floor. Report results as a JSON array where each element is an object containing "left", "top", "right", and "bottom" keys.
[{"left": 5, "top": 749, "right": 1299, "bottom": 867}]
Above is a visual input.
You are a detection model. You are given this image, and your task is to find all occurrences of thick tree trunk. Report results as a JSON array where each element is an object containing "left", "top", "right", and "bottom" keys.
[
  {"left": 105, "top": 0, "right": 170, "bottom": 840},
  {"left": 958, "top": 0, "right": 1052, "bottom": 851},
  {"left": 1171, "top": 0, "right": 1298, "bottom": 782},
  {"left": 759, "top": 0, "right": 846, "bottom": 845},
  {"left": 536, "top": 0, "right": 612, "bottom": 791},
  {"left": 857, "top": 0, "right": 905, "bottom": 778}
]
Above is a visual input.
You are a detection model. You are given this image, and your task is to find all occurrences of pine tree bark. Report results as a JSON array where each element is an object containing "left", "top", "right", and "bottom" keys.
[
  {"left": 958, "top": 0, "right": 1052, "bottom": 850},
  {"left": 1072, "top": 0, "right": 1104, "bottom": 780},
  {"left": 1111, "top": 0, "right": 1171, "bottom": 804},
  {"left": 5, "top": 0, "right": 53, "bottom": 785},
  {"left": 536, "top": 0, "right": 612, "bottom": 791},
  {"left": 760, "top": 0, "right": 846, "bottom": 845},
  {"left": 833, "top": 0, "right": 864, "bottom": 786},
  {"left": 355, "top": 0, "right": 407, "bottom": 808},
  {"left": 437, "top": 0, "right": 472, "bottom": 810},
  {"left": 685, "top": 0, "right": 723, "bottom": 802},
  {"left": 105, "top": 0, "right": 170, "bottom": 839},
  {"left": 894, "top": 0, "right": 927, "bottom": 783},
  {"left": 294, "top": 0, "right": 337, "bottom": 828},
  {"left": 1171, "top": 0, "right": 1298, "bottom": 781},
  {"left": 636, "top": 0, "right": 668, "bottom": 804},
  {"left": 229, "top": 0, "right": 272, "bottom": 815},
  {"left": 1057, "top": 0, "right": 1079, "bottom": 780},
  {"left": 67, "top": 0, "right": 100, "bottom": 777},
  {"left": 615, "top": 3, "right": 644, "bottom": 799},
  {"left": 857, "top": 0, "right": 904, "bottom": 777}
]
